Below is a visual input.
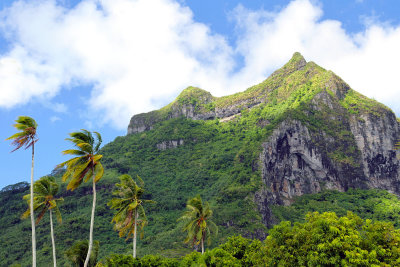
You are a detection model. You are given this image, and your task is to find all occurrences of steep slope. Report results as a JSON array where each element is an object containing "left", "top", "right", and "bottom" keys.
[{"left": 1, "top": 53, "right": 399, "bottom": 266}]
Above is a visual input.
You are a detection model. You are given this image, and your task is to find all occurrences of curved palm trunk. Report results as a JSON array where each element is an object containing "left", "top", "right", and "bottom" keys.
[
  {"left": 31, "top": 143, "right": 36, "bottom": 267},
  {"left": 133, "top": 209, "right": 138, "bottom": 258},
  {"left": 49, "top": 210, "right": 57, "bottom": 267},
  {"left": 84, "top": 174, "right": 96, "bottom": 267}
]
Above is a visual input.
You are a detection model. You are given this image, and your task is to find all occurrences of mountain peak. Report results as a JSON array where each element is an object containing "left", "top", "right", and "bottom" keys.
[
  {"left": 127, "top": 52, "right": 391, "bottom": 135},
  {"left": 270, "top": 52, "right": 307, "bottom": 78},
  {"left": 291, "top": 52, "right": 306, "bottom": 64}
]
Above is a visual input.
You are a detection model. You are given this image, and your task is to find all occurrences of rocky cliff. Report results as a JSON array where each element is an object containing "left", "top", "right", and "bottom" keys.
[{"left": 127, "top": 52, "right": 400, "bottom": 227}]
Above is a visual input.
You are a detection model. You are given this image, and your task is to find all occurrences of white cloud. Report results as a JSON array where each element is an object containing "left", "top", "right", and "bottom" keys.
[
  {"left": 0, "top": 0, "right": 399, "bottom": 130},
  {"left": 50, "top": 115, "right": 61, "bottom": 123}
]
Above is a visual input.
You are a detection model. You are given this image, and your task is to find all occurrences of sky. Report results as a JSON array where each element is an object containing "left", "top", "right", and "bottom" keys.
[{"left": 1, "top": 0, "right": 400, "bottom": 190}]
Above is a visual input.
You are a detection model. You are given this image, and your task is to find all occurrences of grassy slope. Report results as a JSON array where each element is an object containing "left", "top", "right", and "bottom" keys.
[{"left": 0, "top": 53, "right": 395, "bottom": 266}]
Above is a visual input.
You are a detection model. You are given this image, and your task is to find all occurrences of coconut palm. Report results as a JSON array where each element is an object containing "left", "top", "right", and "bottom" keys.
[
  {"left": 22, "top": 176, "right": 63, "bottom": 267},
  {"left": 108, "top": 174, "right": 155, "bottom": 258},
  {"left": 6, "top": 116, "right": 38, "bottom": 266},
  {"left": 57, "top": 129, "right": 103, "bottom": 267},
  {"left": 178, "top": 195, "right": 218, "bottom": 254}
]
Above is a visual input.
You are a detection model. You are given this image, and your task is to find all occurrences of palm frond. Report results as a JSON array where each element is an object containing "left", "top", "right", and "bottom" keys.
[
  {"left": 109, "top": 174, "right": 154, "bottom": 240},
  {"left": 94, "top": 162, "right": 104, "bottom": 183},
  {"left": 178, "top": 195, "right": 218, "bottom": 249},
  {"left": 6, "top": 116, "right": 38, "bottom": 152},
  {"left": 62, "top": 149, "right": 86, "bottom": 156},
  {"left": 60, "top": 129, "right": 104, "bottom": 190},
  {"left": 93, "top": 131, "right": 102, "bottom": 152},
  {"left": 21, "top": 176, "right": 63, "bottom": 225}
]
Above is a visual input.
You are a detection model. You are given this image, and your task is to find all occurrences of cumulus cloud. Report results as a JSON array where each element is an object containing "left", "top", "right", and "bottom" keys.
[{"left": 0, "top": 0, "right": 399, "bottom": 130}]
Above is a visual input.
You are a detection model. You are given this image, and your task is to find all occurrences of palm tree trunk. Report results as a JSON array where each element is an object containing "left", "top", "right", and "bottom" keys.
[
  {"left": 201, "top": 233, "right": 204, "bottom": 254},
  {"left": 31, "top": 143, "right": 36, "bottom": 267},
  {"left": 84, "top": 173, "right": 96, "bottom": 267},
  {"left": 49, "top": 210, "right": 57, "bottom": 267},
  {"left": 133, "top": 209, "right": 138, "bottom": 258}
]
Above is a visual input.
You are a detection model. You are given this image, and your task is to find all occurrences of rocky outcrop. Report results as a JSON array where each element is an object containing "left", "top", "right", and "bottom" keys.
[
  {"left": 349, "top": 112, "right": 400, "bottom": 192},
  {"left": 156, "top": 139, "right": 184, "bottom": 150},
  {"left": 127, "top": 91, "right": 264, "bottom": 134}
]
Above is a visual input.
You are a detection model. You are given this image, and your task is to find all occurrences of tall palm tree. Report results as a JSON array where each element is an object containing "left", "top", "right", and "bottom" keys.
[
  {"left": 57, "top": 129, "right": 104, "bottom": 267},
  {"left": 178, "top": 195, "right": 218, "bottom": 254},
  {"left": 6, "top": 116, "right": 38, "bottom": 266},
  {"left": 22, "top": 176, "right": 63, "bottom": 267},
  {"left": 108, "top": 174, "right": 155, "bottom": 258}
]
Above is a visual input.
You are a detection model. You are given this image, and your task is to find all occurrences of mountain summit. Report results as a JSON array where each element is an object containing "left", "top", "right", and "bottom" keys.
[{"left": 128, "top": 52, "right": 356, "bottom": 134}]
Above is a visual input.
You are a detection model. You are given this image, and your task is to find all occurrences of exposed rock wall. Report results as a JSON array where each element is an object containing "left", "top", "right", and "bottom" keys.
[
  {"left": 256, "top": 114, "right": 400, "bottom": 226},
  {"left": 127, "top": 98, "right": 263, "bottom": 134},
  {"left": 156, "top": 139, "right": 184, "bottom": 150},
  {"left": 349, "top": 112, "right": 400, "bottom": 192}
]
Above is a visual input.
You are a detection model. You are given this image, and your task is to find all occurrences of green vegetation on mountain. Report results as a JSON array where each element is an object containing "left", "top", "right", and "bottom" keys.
[
  {"left": 271, "top": 189, "right": 400, "bottom": 227},
  {"left": 1, "top": 53, "right": 398, "bottom": 266}
]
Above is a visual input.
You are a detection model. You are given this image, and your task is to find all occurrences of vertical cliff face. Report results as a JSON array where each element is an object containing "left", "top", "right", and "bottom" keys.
[{"left": 349, "top": 112, "right": 400, "bottom": 192}]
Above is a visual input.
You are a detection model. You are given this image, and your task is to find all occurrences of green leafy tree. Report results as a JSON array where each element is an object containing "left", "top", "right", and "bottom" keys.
[
  {"left": 22, "top": 176, "right": 63, "bottom": 267},
  {"left": 57, "top": 129, "right": 104, "bottom": 267},
  {"left": 6, "top": 116, "right": 38, "bottom": 267},
  {"left": 263, "top": 211, "right": 400, "bottom": 266},
  {"left": 64, "top": 240, "right": 99, "bottom": 267},
  {"left": 178, "top": 195, "right": 218, "bottom": 254},
  {"left": 108, "top": 174, "right": 154, "bottom": 258}
]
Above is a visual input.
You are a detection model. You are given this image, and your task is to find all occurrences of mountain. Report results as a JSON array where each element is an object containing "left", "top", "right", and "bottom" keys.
[
  {"left": 127, "top": 52, "right": 400, "bottom": 226},
  {"left": 1, "top": 52, "right": 399, "bottom": 266}
]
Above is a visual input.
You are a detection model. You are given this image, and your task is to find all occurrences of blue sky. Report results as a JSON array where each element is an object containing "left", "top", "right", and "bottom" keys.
[{"left": 1, "top": 0, "right": 400, "bottom": 190}]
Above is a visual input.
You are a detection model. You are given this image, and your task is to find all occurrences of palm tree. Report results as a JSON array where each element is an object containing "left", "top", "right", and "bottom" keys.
[
  {"left": 6, "top": 116, "right": 38, "bottom": 266},
  {"left": 57, "top": 129, "right": 104, "bottom": 267},
  {"left": 178, "top": 195, "right": 218, "bottom": 254},
  {"left": 108, "top": 174, "right": 155, "bottom": 258},
  {"left": 22, "top": 176, "right": 63, "bottom": 267}
]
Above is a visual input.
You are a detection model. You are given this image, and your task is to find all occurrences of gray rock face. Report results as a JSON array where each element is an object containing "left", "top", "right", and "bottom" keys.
[
  {"left": 127, "top": 96, "right": 264, "bottom": 134},
  {"left": 156, "top": 139, "right": 184, "bottom": 150},
  {"left": 349, "top": 112, "right": 400, "bottom": 192},
  {"left": 255, "top": 113, "right": 400, "bottom": 226}
]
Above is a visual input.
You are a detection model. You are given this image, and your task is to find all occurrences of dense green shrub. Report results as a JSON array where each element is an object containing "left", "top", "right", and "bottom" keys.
[
  {"left": 263, "top": 212, "right": 400, "bottom": 266},
  {"left": 271, "top": 189, "right": 400, "bottom": 227},
  {"left": 99, "top": 254, "right": 179, "bottom": 267}
]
